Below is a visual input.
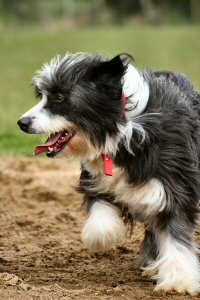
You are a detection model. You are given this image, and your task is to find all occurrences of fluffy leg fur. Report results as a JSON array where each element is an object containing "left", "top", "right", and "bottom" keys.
[
  {"left": 82, "top": 200, "right": 126, "bottom": 253},
  {"left": 142, "top": 229, "right": 200, "bottom": 295}
]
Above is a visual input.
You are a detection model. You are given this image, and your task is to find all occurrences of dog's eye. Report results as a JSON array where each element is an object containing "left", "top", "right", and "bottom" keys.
[{"left": 56, "top": 95, "right": 65, "bottom": 103}]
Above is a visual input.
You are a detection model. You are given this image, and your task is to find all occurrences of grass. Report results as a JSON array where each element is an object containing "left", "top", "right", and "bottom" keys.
[{"left": 1, "top": 25, "right": 200, "bottom": 156}]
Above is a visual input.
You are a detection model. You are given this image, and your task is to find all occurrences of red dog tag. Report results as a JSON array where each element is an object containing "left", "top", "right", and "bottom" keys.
[{"left": 102, "top": 154, "right": 113, "bottom": 176}]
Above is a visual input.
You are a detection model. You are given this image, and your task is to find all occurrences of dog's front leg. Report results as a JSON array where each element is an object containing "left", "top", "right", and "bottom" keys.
[{"left": 82, "top": 200, "right": 126, "bottom": 253}]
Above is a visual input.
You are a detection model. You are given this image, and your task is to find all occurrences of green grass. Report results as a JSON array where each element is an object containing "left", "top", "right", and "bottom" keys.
[
  {"left": 0, "top": 131, "right": 43, "bottom": 156},
  {"left": 1, "top": 26, "right": 200, "bottom": 156}
]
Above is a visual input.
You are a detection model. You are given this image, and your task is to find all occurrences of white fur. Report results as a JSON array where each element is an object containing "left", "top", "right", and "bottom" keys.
[
  {"left": 117, "top": 178, "right": 166, "bottom": 217},
  {"left": 103, "top": 132, "right": 122, "bottom": 157},
  {"left": 34, "top": 53, "right": 85, "bottom": 89},
  {"left": 117, "top": 121, "right": 146, "bottom": 154},
  {"left": 82, "top": 201, "right": 126, "bottom": 252},
  {"left": 98, "top": 120, "right": 147, "bottom": 159},
  {"left": 85, "top": 162, "right": 166, "bottom": 218},
  {"left": 22, "top": 93, "right": 47, "bottom": 118},
  {"left": 122, "top": 64, "right": 149, "bottom": 118},
  {"left": 143, "top": 232, "right": 200, "bottom": 295},
  {"left": 21, "top": 94, "right": 73, "bottom": 135}
]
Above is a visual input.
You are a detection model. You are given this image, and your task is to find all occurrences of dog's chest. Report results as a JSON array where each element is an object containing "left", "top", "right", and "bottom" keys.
[
  {"left": 85, "top": 160, "right": 166, "bottom": 218},
  {"left": 86, "top": 161, "right": 133, "bottom": 203},
  {"left": 98, "top": 167, "right": 129, "bottom": 200}
]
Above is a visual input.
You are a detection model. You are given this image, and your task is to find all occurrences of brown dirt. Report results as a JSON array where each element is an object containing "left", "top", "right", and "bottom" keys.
[{"left": 0, "top": 157, "right": 200, "bottom": 300}]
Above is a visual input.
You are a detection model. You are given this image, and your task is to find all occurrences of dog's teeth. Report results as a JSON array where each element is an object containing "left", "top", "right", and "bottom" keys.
[{"left": 48, "top": 147, "right": 53, "bottom": 152}]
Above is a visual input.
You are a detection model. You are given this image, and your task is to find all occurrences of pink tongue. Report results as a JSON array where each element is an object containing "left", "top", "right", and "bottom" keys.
[{"left": 34, "top": 133, "right": 62, "bottom": 156}]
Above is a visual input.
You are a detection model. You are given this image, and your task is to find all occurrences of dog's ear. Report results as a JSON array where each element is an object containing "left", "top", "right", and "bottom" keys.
[{"left": 91, "top": 53, "right": 133, "bottom": 86}]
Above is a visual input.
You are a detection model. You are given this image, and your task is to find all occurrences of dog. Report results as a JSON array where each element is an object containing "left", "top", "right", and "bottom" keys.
[{"left": 17, "top": 52, "right": 200, "bottom": 295}]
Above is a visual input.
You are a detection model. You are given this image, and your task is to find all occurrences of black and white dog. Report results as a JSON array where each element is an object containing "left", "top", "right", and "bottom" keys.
[{"left": 18, "top": 53, "right": 200, "bottom": 295}]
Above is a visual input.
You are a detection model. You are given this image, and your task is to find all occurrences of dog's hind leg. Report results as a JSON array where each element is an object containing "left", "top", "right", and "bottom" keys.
[
  {"left": 81, "top": 200, "right": 126, "bottom": 253},
  {"left": 142, "top": 219, "right": 200, "bottom": 295},
  {"left": 139, "top": 229, "right": 159, "bottom": 270}
]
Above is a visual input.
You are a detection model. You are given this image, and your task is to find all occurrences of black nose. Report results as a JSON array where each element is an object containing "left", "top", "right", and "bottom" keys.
[{"left": 17, "top": 117, "right": 31, "bottom": 132}]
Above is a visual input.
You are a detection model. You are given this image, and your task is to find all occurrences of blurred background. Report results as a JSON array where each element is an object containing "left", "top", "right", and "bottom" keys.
[{"left": 1, "top": 0, "right": 200, "bottom": 156}]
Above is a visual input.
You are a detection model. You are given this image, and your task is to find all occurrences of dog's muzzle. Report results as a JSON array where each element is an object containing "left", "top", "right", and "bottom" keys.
[{"left": 17, "top": 117, "right": 32, "bottom": 133}]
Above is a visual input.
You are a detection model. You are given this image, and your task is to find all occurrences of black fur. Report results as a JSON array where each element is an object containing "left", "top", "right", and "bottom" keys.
[{"left": 139, "top": 229, "right": 159, "bottom": 268}]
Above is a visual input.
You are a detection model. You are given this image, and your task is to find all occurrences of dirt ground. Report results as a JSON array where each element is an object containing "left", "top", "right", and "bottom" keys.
[{"left": 0, "top": 157, "right": 200, "bottom": 300}]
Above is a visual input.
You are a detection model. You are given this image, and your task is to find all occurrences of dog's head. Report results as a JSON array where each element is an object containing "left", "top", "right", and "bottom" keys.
[
  {"left": 18, "top": 54, "right": 149, "bottom": 160},
  {"left": 17, "top": 53, "right": 136, "bottom": 160}
]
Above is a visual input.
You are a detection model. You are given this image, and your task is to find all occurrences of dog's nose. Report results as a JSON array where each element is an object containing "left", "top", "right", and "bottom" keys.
[{"left": 17, "top": 117, "right": 31, "bottom": 131}]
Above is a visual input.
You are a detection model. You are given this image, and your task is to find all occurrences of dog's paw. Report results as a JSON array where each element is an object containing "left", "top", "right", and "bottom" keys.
[
  {"left": 144, "top": 255, "right": 200, "bottom": 296},
  {"left": 142, "top": 235, "right": 200, "bottom": 296},
  {"left": 81, "top": 201, "right": 126, "bottom": 252},
  {"left": 154, "top": 280, "right": 200, "bottom": 296}
]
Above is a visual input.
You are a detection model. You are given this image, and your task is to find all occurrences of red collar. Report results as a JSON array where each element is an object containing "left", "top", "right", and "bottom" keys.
[{"left": 102, "top": 94, "right": 126, "bottom": 176}]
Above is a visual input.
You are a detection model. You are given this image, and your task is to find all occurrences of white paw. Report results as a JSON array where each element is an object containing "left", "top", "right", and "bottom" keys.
[
  {"left": 143, "top": 246, "right": 200, "bottom": 296},
  {"left": 143, "top": 233, "right": 200, "bottom": 295},
  {"left": 155, "top": 280, "right": 200, "bottom": 296},
  {"left": 82, "top": 201, "right": 126, "bottom": 253}
]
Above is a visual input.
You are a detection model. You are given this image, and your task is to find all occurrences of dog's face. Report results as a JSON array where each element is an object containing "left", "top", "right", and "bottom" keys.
[{"left": 18, "top": 53, "right": 130, "bottom": 160}]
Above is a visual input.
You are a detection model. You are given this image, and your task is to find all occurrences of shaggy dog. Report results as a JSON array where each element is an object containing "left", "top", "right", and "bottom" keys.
[{"left": 18, "top": 53, "right": 200, "bottom": 295}]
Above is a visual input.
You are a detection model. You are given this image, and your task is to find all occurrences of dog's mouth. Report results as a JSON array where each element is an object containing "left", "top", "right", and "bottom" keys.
[{"left": 34, "top": 130, "right": 76, "bottom": 157}]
